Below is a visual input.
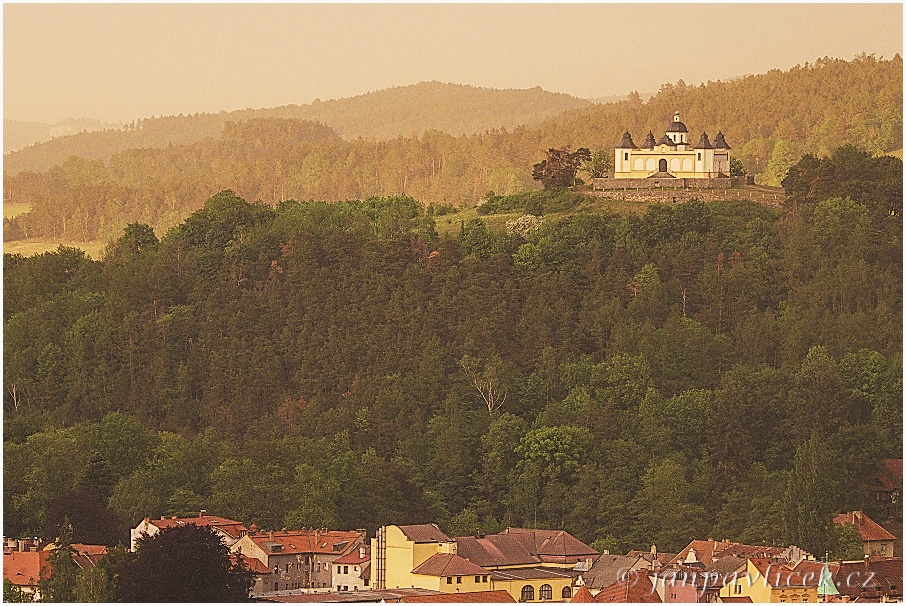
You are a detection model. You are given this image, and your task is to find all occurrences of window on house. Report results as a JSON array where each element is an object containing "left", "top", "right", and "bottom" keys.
[
  {"left": 354, "top": 586, "right": 358, "bottom": 591},
  {"left": 476, "top": 576, "right": 481, "bottom": 583},
  {"left": 624, "top": 153, "right": 629, "bottom": 161},
  {"left": 483, "top": 576, "right": 488, "bottom": 583},
  {"left": 364, "top": 579, "right": 369, "bottom": 586},
  {"left": 447, "top": 577, "right": 453, "bottom": 585},
  {"left": 343, "top": 586, "right": 348, "bottom": 591},
  {"left": 456, "top": 577, "right": 462, "bottom": 584},
  {"left": 697, "top": 153, "right": 701, "bottom": 161},
  {"left": 521, "top": 585, "right": 535, "bottom": 601},
  {"left": 274, "top": 582, "right": 278, "bottom": 592},
  {"left": 561, "top": 586, "right": 571, "bottom": 599},
  {"left": 317, "top": 562, "right": 321, "bottom": 572},
  {"left": 343, "top": 566, "right": 348, "bottom": 574},
  {"left": 540, "top": 584, "right": 552, "bottom": 600},
  {"left": 337, "top": 586, "right": 341, "bottom": 592}
]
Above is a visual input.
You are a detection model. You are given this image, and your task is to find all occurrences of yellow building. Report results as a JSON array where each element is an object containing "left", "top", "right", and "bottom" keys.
[
  {"left": 490, "top": 567, "right": 577, "bottom": 602},
  {"left": 371, "top": 524, "right": 492, "bottom": 594},
  {"left": 614, "top": 112, "right": 730, "bottom": 179},
  {"left": 373, "top": 525, "right": 595, "bottom": 602},
  {"left": 719, "top": 558, "right": 819, "bottom": 603}
]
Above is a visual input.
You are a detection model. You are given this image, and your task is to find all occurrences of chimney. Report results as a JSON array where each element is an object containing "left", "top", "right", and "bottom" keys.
[
  {"left": 651, "top": 544, "right": 657, "bottom": 556},
  {"left": 864, "top": 555, "right": 870, "bottom": 570},
  {"left": 161, "top": 515, "right": 167, "bottom": 520},
  {"left": 270, "top": 530, "right": 275, "bottom": 542},
  {"left": 199, "top": 510, "right": 206, "bottom": 518},
  {"left": 171, "top": 516, "right": 177, "bottom": 520},
  {"left": 360, "top": 546, "right": 366, "bottom": 559},
  {"left": 144, "top": 517, "right": 150, "bottom": 524}
]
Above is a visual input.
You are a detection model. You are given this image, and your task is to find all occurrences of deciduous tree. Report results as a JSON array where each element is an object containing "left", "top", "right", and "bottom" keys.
[{"left": 116, "top": 524, "right": 254, "bottom": 602}]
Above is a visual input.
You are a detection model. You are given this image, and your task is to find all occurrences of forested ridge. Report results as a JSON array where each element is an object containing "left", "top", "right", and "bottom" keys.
[
  {"left": 4, "top": 55, "right": 901, "bottom": 245},
  {"left": 4, "top": 150, "right": 901, "bottom": 558},
  {"left": 3, "top": 82, "right": 590, "bottom": 174}
]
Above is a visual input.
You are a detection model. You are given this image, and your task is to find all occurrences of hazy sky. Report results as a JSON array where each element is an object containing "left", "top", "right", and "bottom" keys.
[{"left": 4, "top": 3, "right": 903, "bottom": 124}]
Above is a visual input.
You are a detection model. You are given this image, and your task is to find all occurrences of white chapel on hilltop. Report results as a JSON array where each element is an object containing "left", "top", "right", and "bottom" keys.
[{"left": 614, "top": 112, "right": 730, "bottom": 179}]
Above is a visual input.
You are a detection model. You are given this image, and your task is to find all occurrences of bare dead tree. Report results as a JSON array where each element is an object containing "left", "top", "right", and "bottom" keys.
[{"left": 459, "top": 354, "right": 507, "bottom": 414}]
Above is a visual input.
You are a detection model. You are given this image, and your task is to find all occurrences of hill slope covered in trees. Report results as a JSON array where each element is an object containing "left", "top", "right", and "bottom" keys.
[
  {"left": 3, "top": 55, "right": 901, "bottom": 245},
  {"left": 3, "top": 82, "right": 591, "bottom": 174},
  {"left": 4, "top": 165, "right": 901, "bottom": 558}
]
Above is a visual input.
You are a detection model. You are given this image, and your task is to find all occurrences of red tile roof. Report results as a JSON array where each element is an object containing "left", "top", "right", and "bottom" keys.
[
  {"left": 455, "top": 529, "right": 597, "bottom": 568},
  {"left": 570, "top": 585, "right": 596, "bottom": 603},
  {"left": 3, "top": 551, "right": 51, "bottom": 587},
  {"left": 399, "top": 524, "right": 451, "bottom": 543},
  {"left": 247, "top": 529, "right": 363, "bottom": 555},
  {"left": 712, "top": 544, "right": 787, "bottom": 560},
  {"left": 411, "top": 553, "right": 489, "bottom": 577},
  {"left": 835, "top": 557, "right": 903, "bottom": 600},
  {"left": 748, "top": 558, "right": 816, "bottom": 588},
  {"left": 149, "top": 513, "right": 248, "bottom": 538},
  {"left": 399, "top": 590, "right": 515, "bottom": 602},
  {"left": 334, "top": 544, "right": 370, "bottom": 565},
  {"left": 594, "top": 572, "right": 661, "bottom": 603},
  {"left": 791, "top": 559, "right": 839, "bottom": 577},
  {"left": 671, "top": 539, "right": 733, "bottom": 566},
  {"left": 833, "top": 511, "right": 897, "bottom": 541},
  {"left": 70, "top": 543, "right": 107, "bottom": 556},
  {"left": 500, "top": 528, "right": 599, "bottom": 563},
  {"left": 876, "top": 459, "right": 903, "bottom": 492},
  {"left": 232, "top": 553, "right": 271, "bottom": 575},
  {"left": 719, "top": 597, "right": 753, "bottom": 603}
]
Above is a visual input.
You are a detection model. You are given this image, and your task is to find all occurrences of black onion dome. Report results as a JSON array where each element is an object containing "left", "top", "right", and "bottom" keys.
[
  {"left": 617, "top": 131, "right": 637, "bottom": 149},
  {"left": 695, "top": 132, "right": 713, "bottom": 149},
  {"left": 666, "top": 119, "right": 688, "bottom": 133},
  {"left": 641, "top": 131, "right": 657, "bottom": 149},
  {"left": 712, "top": 131, "right": 730, "bottom": 149}
]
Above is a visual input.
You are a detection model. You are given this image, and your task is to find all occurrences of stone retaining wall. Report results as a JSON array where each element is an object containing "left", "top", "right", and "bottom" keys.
[{"left": 592, "top": 176, "right": 753, "bottom": 190}]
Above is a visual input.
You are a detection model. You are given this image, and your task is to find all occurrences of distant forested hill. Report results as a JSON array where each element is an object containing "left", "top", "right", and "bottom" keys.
[
  {"left": 4, "top": 118, "right": 121, "bottom": 154},
  {"left": 3, "top": 82, "right": 591, "bottom": 174},
  {"left": 4, "top": 55, "right": 901, "bottom": 243}
]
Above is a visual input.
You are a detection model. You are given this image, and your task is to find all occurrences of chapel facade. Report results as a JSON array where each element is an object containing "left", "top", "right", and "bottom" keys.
[{"left": 614, "top": 112, "right": 730, "bottom": 179}]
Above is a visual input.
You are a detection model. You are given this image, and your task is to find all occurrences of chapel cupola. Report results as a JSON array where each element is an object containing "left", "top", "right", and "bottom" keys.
[
  {"left": 641, "top": 131, "right": 657, "bottom": 149},
  {"left": 665, "top": 111, "right": 688, "bottom": 144}
]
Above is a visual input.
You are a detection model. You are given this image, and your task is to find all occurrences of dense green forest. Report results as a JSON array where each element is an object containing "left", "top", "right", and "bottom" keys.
[
  {"left": 3, "top": 55, "right": 901, "bottom": 244},
  {"left": 4, "top": 149, "right": 902, "bottom": 559}
]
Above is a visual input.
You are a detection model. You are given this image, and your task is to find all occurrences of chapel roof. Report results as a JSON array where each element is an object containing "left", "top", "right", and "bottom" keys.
[
  {"left": 712, "top": 131, "right": 731, "bottom": 149},
  {"left": 666, "top": 112, "right": 688, "bottom": 133},
  {"left": 695, "top": 132, "right": 714, "bottom": 149},
  {"left": 617, "top": 131, "right": 637, "bottom": 149}
]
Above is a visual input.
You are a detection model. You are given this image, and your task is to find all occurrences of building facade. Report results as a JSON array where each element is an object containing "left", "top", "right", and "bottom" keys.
[
  {"left": 614, "top": 112, "right": 730, "bottom": 179},
  {"left": 372, "top": 524, "right": 597, "bottom": 603},
  {"left": 231, "top": 528, "right": 366, "bottom": 594}
]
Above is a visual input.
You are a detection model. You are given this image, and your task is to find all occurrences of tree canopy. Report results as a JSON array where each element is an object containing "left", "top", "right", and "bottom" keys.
[{"left": 116, "top": 524, "right": 254, "bottom": 602}]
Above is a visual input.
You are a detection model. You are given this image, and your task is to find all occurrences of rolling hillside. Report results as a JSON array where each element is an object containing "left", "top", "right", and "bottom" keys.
[
  {"left": 3, "top": 82, "right": 591, "bottom": 174},
  {"left": 4, "top": 54, "right": 901, "bottom": 246}
]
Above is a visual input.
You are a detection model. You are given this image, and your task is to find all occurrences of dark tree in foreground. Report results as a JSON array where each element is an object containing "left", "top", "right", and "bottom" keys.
[
  {"left": 116, "top": 524, "right": 254, "bottom": 602},
  {"left": 532, "top": 147, "right": 591, "bottom": 189}
]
